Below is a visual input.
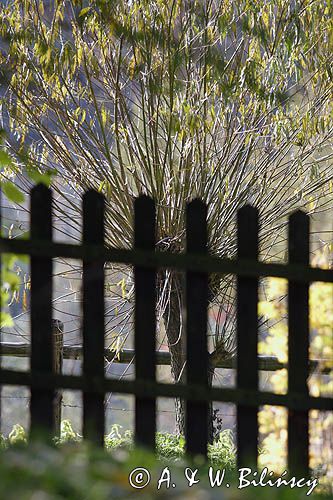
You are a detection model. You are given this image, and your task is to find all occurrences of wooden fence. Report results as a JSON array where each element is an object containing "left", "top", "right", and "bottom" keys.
[
  {"left": 0, "top": 184, "right": 332, "bottom": 477},
  {"left": 1, "top": 334, "right": 330, "bottom": 438}
]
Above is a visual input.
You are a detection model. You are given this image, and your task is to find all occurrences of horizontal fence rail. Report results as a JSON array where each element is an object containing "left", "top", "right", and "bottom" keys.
[
  {"left": 1, "top": 238, "right": 332, "bottom": 283},
  {"left": 0, "top": 184, "right": 332, "bottom": 478},
  {"left": 1, "top": 343, "right": 330, "bottom": 373},
  {"left": 0, "top": 369, "right": 331, "bottom": 411}
]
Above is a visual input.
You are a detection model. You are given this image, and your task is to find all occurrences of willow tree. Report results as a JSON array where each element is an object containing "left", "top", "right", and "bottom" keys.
[{"left": 1, "top": 0, "right": 332, "bottom": 440}]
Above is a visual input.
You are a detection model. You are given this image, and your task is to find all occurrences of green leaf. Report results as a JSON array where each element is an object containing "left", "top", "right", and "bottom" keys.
[
  {"left": 0, "top": 129, "right": 6, "bottom": 142},
  {"left": 2, "top": 254, "right": 17, "bottom": 268},
  {"left": 79, "top": 7, "right": 91, "bottom": 18},
  {"left": 2, "top": 269, "right": 20, "bottom": 289},
  {"left": 27, "top": 168, "right": 56, "bottom": 187},
  {"left": 0, "top": 311, "right": 14, "bottom": 328},
  {"left": 2, "top": 181, "right": 25, "bottom": 204},
  {"left": 0, "top": 150, "right": 12, "bottom": 169}
]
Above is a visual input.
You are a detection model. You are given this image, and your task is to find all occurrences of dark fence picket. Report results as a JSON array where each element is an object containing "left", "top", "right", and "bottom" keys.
[
  {"left": 82, "top": 190, "right": 105, "bottom": 446},
  {"left": 236, "top": 205, "right": 259, "bottom": 468},
  {"left": 30, "top": 185, "right": 54, "bottom": 440},
  {"left": 185, "top": 199, "right": 209, "bottom": 457},
  {"left": 288, "top": 211, "right": 310, "bottom": 476},
  {"left": 134, "top": 195, "right": 156, "bottom": 449}
]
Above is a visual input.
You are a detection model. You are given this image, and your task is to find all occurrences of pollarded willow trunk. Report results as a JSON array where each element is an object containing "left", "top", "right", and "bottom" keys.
[
  {"left": 162, "top": 274, "right": 186, "bottom": 436},
  {"left": 162, "top": 272, "right": 215, "bottom": 443}
]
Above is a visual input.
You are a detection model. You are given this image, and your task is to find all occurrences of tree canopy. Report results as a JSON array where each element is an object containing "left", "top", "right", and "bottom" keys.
[{"left": 0, "top": 0, "right": 332, "bottom": 436}]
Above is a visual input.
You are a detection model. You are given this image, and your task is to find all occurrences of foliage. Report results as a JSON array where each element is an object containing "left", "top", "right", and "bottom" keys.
[
  {"left": 0, "top": 433, "right": 5, "bottom": 450},
  {"left": 0, "top": 0, "right": 332, "bottom": 350},
  {"left": 7, "top": 423, "right": 28, "bottom": 445},
  {"left": 258, "top": 248, "right": 333, "bottom": 491},
  {"left": 0, "top": 142, "right": 22, "bottom": 327},
  {"left": 1, "top": 422, "right": 332, "bottom": 499},
  {"left": 0, "top": 253, "right": 20, "bottom": 327},
  {"left": 0, "top": 132, "right": 28, "bottom": 325},
  {"left": 0, "top": 420, "right": 237, "bottom": 469},
  {"left": 0, "top": 437, "right": 331, "bottom": 500},
  {"left": 57, "top": 419, "right": 82, "bottom": 444},
  {"left": 207, "top": 428, "right": 236, "bottom": 469}
]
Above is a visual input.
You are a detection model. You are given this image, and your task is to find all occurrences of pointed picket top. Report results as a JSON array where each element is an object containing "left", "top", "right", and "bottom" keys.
[
  {"left": 237, "top": 205, "right": 259, "bottom": 259},
  {"left": 31, "top": 182, "right": 51, "bottom": 197},
  {"left": 237, "top": 204, "right": 259, "bottom": 229},
  {"left": 82, "top": 188, "right": 105, "bottom": 208},
  {"left": 82, "top": 189, "right": 104, "bottom": 244},
  {"left": 289, "top": 209, "right": 309, "bottom": 241},
  {"left": 290, "top": 208, "right": 307, "bottom": 220},
  {"left": 289, "top": 209, "right": 309, "bottom": 236},
  {"left": 186, "top": 198, "right": 207, "bottom": 252},
  {"left": 288, "top": 210, "right": 309, "bottom": 261},
  {"left": 134, "top": 195, "right": 155, "bottom": 249},
  {"left": 30, "top": 183, "right": 52, "bottom": 239},
  {"left": 134, "top": 194, "right": 155, "bottom": 215},
  {"left": 187, "top": 197, "right": 206, "bottom": 210},
  {"left": 237, "top": 204, "right": 259, "bottom": 225},
  {"left": 31, "top": 183, "right": 52, "bottom": 210}
]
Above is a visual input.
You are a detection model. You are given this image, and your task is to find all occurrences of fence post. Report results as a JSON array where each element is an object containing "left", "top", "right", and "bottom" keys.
[
  {"left": 52, "top": 319, "right": 63, "bottom": 437},
  {"left": 185, "top": 199, "right": 209, "bottom": 457},
  {"left": 134, "top": 195, "right": 156, "bottom": 449},
  {"left": 288, "top": 210, "right": 309, "bottom": 477},
  {"left": 82, "top": 189, "right": 105, "bottom": 446},
  {"left": 30, "top": 184, "right": 54, "bottom": 442},
  {"left": 236, "top": 205, "right": 259, "bottom": 468}
]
